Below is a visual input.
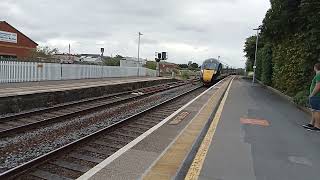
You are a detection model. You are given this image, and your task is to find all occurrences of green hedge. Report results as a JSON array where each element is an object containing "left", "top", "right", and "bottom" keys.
[
  {"left": 260, "top": 44, "right": 273, "bottom": 86},
  {"left": 244, "top": 0, "right": 320, "bottom": 107},
  {"left": 272, "top": 35, "right": 313, "bottom": 97},
  {"left": 255, "top": 50, "right": 262, "bottom": 81},
  {"left": 293, "top": 90, "right": 309, "bottom": 107}
]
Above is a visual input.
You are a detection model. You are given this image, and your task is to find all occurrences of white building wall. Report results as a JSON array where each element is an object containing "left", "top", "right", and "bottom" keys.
[{"left": 120, "top": 57, "right": 147, "bottom": 67}]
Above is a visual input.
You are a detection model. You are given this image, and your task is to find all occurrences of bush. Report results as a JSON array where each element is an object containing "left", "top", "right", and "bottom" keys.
[
  {"left": 102, "top": 57, "right": 120, "bottom": 66},
  {"left": 272, "top": 35, "right": 313, "bottom": 96},
  {"left": 181, "top": 71, "right": 190, "bottom": 80},
  {"left": 255, "top": 50, "right": 263, "bottom": 81},
  {"left": 145, "top": 61, "right": 156, "bottom": 70},
  {"left": 260, "top": 44, "right": 273, "bottom": 86},
  {"left": 293, "top": 90, "right": 309, "bottom": 107}
]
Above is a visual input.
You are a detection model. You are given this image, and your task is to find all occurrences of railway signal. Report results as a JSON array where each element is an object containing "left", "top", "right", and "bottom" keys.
[
  {"left": 100, "top": 48, "right": 105, "bottom": 62},
  {"left": 155, "top": 51, "right": 168, "bottom": 77}
]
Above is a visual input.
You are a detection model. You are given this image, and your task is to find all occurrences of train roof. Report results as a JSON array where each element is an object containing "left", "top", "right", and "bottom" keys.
[{"left": 202, "top": 58, "right": 220, "bottom": 64}]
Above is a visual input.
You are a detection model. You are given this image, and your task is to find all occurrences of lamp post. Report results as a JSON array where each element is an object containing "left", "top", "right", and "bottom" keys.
[
  {"left": 252, "top": 26, "right": 262, "bottom": 85},
  {"left": 137, "top": 32, "right": 143, "bottom": 76}
]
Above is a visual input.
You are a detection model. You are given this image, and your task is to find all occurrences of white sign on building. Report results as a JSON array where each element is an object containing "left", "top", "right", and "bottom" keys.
[{"left": 0, "top": 30, "right": 17, "bottom": 43}]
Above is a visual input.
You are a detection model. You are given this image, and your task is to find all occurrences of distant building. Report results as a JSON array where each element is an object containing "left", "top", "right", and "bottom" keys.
[
  {"left": 120, "top": 57, "right": 146, "bottom": 67},
  {"left": 52, "top": 53, "right": 80, "bottom": 64},
  {"left": 79, "top": 55, "right": 102, "bottom": 63},
  {"left": 0, "top": 21, "right": 38, "bottom": 59}
]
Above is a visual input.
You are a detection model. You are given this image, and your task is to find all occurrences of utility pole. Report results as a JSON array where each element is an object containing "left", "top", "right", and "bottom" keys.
[
  {"left": 137, "top": 32, "right": 143, "bottom": 76},
  {"left": 252, "top": 26, "right": 262, "bottom": 85}
]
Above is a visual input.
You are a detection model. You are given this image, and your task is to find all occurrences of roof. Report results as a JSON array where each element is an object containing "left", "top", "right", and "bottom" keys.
[
  {"left": 203, "top": 58, "right": 220, "bottom": 64},
  {"left": 0, "top": 21, "right": 38, "bottom": 46}
]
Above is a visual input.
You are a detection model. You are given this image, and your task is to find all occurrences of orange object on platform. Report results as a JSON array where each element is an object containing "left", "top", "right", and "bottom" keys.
[{"left": 240, "top": 118, "right": 270, "bottom": 126}]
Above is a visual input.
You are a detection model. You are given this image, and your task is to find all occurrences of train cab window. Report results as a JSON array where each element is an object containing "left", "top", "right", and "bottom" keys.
[{"left": 202, "top": 63, "right": 217, "bottom": 70}]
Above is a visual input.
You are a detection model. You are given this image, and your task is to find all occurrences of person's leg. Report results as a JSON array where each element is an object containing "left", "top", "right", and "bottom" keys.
[
  {"left": 303, "top": 111, "right": 315, "bottom": 128},
  {"left": 303, "top": 97, "right": 315, "bottom": 128},
  {"left": 307, "top": 97, "right": 320, "bottom": 131},
  {"left": 311, "top": 112, "right": 315, "bottom": 125},
  {"left": 314, "top": 112, "right": 320, "bottom": 128}
]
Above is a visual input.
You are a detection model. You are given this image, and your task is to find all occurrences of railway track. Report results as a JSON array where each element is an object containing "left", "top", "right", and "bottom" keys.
[
  {"left": 0, "top": 81, "right": 193, "bottom": 138},
  {"left": 0, "top": 80, "right": 206, "bottom": 180}
]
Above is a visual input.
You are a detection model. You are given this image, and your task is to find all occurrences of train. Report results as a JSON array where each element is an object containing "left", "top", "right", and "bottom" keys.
[{"left": 200, "top": 58, "right": 223, "bottom": 86}]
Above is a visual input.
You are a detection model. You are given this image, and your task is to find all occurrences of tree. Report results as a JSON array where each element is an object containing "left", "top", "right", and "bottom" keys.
[
  {"left": 30, "top": 46, "right": 59, "bottom": 58},
  {"left": 244, "top": 36, "right": 262, "bottom": 72},
  {"left": 243, "top": 0, "right": 320, "bottom": 105},
  {"left": 178, "top": 64, "right": 188, "bottom": 69},
  {"left": 115, "top": 54, "right": 123, "bottom": 59},
  {"left": 189, "top": 62, "right": 199, "bottom": 70},
  {"left": 261, "top": 0, "right": 301, "bottom": 43}
]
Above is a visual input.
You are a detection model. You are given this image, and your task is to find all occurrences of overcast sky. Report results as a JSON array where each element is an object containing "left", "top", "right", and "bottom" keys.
[{"left": 1, "top": 0, "right": 270, "bottom": 67}]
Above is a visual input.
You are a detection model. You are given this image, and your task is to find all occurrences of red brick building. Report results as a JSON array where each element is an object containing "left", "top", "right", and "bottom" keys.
[{"left": 0, "top": 21, "right": 38, "bottom": 59}]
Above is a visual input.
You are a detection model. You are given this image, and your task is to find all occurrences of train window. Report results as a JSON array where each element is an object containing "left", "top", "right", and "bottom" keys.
[{"left": 202, "top": 63, "right": 218, "bottom": 70}]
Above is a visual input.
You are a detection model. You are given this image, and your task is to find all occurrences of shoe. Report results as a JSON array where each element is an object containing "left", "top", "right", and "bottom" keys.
[
  {"left": 302, "top": 124, "right": 314, "bottom": 129},
  {"left": 307, "top": 127, "right": 320, "bottom": 132}
]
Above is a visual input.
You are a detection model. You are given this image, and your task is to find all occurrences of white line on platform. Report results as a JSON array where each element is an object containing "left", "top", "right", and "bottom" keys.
[{"left": 77, "top": 80, "right": 225, "bottom": 180}]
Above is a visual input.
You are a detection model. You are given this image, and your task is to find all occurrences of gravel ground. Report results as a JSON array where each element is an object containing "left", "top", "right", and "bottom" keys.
[{"left": 0, "top": 83, "right": 200, "bottom": 173}]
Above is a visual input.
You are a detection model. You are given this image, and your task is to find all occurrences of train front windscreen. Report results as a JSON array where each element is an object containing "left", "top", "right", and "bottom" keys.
[{"left": 202, "top": 62, "right": 218, "bottom": 70}]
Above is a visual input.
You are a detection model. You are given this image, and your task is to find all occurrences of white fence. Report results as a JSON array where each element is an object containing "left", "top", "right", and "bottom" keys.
[{"left": 0, "top": 61, "right": 157, "bottom": 83}]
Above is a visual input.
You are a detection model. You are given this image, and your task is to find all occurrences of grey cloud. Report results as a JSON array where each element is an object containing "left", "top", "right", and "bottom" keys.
[
  {"left": 0, "top": 0, "right": 270, "bottom": 67},
  {"left": 175, "top": 24, "right": 207, "bottom": 33}
]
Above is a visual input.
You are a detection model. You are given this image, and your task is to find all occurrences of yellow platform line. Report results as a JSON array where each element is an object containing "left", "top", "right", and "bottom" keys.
[{"left": 185, "top": 78, "right": 233, "bottom": 180}]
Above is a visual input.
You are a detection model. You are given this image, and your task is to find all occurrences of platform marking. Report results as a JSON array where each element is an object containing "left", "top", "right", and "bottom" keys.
[
  {"left": 185, "top": 78, "right": 233, "bottom": 180},
  {"left": 240, "top": 118, "right": 270, "bottom": 126},
  {"left": 76, "top": 79, "right": 227, "bottom": 180},
  {"left": 169, "top": 111, "right": 190, "bottom": 125}
]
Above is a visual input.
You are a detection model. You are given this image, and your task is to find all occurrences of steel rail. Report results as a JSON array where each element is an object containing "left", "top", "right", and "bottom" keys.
[
  {"left": 0, "top": 84, "right": 203, "bottom": 179},
  {"left": 0, "top": 81, "right": 189, "bottom": 137}
]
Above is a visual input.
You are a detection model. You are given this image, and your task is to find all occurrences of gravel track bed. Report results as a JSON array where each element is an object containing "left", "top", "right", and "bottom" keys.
[
  {"left": 76, "top": 150, "right": 107, "bottom": 159},
  {"left": 38, "top": 163, "right": 81, "bottom": 179},
  {"left": 13, "top": 86, "right": 207, "bottom": 180},
  {"left": 0, "top": 84, "right": 200, "bottom": 173},
  {"left": 62, "top": 157, "right": 96, "bottom": 167},
  {"left": 88, "top": 143, "right": 116, "bottom": 152},
  {"left": 19, "top": 175, "right": 43, "bottom": 180}
]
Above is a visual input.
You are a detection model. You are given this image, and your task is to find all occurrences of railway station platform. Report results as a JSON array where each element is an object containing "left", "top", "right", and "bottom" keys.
[
  {"left": 77, "top": 76, "right": 320, "bottom": 180},
  {"left": 183, "top": 77, "right": 320, "bottom": 180},
  {"left": 0, "top": 77, "right": 173, "bottom": 115}
]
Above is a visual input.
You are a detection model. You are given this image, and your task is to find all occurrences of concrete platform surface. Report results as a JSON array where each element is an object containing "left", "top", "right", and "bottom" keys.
[
  {"left": 0, "top": 77, "right": 168, "bottom": 97},
  {"left": 188, "top": 77, "right": 320, "bottom": 180}
]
